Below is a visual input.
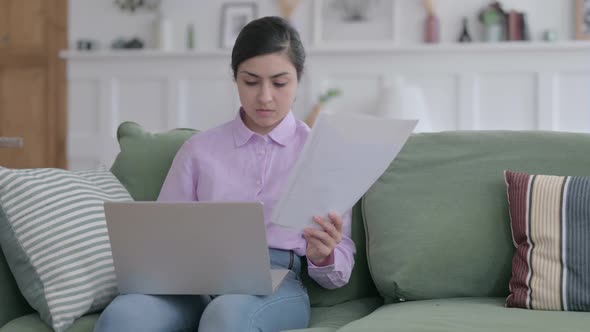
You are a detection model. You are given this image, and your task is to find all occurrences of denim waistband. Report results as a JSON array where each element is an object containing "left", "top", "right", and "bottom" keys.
[{"left": 269, "top": 249, "right": 301, "bottom": 276}]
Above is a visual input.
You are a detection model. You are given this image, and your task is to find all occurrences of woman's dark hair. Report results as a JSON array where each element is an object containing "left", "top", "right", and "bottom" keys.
[{"left": 231, "top": 16, "right": 305, "bottom": 81}]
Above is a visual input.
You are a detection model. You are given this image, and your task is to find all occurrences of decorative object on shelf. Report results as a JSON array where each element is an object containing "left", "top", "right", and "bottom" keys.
[
  {"left": 458, "top": 17, "right": 472, "bottom": 42},
  {"left": 111, "top": 38, "right": 127, "bottom": 49},
  {"left": 332, "top": 0, "right": 372, "bottom": 21},
  {"left": 114, "top": 0, "right": 161, "bottom": 13},
  {"left": 111, "top": 37, "right": 145, "bottom": 49},
  {"left": 220, "top": 3, "right": 258, "bottom": 49},
  {"left": 155, "top": 14, "right": 174, "bottom": 51},
  {"left": 76, "top": 39, "right": 98, "bottom": 51},
  {"left": 305, "top": 88, "right": 341, "bottom": 128},
  {"left": 575, "top": 0, "right": 590, "bottom": 40},
  {"left": 422, "top": 0, "right": 440, "bottom": 43},
  {"left": 506, "top": 10, "right": 529, "bottom": 41},
  {"left": 520, "top": 13, "right": 531, "bottom": 41},
  {"left": 543, "top": 29, "right": 558, "bottom": 42},
  {"left": 277, "top": 0, "right": 302, "bottom": 21},
  {"left": 186, "top": 23, "right": 196, "bottom": 50},
  {"left": 478, "top": 2, "right": 506, "bottom": 42},
  {"left": 313, "top": 0, "right": 396, "bottom": 47},
  {"left": 126, "top": 38, "right": 145, "bottom": 49}
]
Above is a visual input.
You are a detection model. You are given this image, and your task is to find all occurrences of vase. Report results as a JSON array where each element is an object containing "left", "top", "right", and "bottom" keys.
[
  {"left": 155, "top": 16, "right": 174, "bottom": 51},
  {"left": 484, "top": 24, "right": 503, "bottom": 42},
  {"left": 425, "top": 14, "right": 440, "bottom": 43}
]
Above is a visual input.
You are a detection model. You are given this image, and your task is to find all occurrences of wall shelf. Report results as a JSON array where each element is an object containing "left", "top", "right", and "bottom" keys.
[
  {"left": 306, "top": 41, "right": 590, "bottom": 55},
  {"left": 60, "top": 49, "right": 231, "bottom": 60},
  {"left": 60, "top": 41, "right": 590, "bottom": 60}
]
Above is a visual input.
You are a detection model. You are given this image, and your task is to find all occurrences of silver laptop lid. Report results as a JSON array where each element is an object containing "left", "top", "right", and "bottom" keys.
[{"left": 104, "top": 201, "right": 280, "bottom": 295}]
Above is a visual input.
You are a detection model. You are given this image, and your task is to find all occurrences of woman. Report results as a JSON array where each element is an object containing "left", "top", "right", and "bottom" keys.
[{"left": 95, "top": 16, "right": 356, "bottom": 332}]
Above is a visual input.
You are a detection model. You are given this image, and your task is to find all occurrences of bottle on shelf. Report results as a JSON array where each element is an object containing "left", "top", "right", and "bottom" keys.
[
  {"left": 186, "top": 23, "right": 196, "bottom": 50},
  {"left": 422, "top": 0, "right": 440, "bottom": 43}
]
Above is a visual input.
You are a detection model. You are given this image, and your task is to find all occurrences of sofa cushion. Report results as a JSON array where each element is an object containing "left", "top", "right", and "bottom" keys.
[
  {"left": 109, "top": 122, "right": 378, "bottom": 307},
  {"left": 0, "top": 313, "right": 99, "bottom": 332},
  {"left": 308, "top": 296, "right": 382, "bottom": 329},
  {"left": 363, "top": 131, "right": 590, "bottom": 303},
  {"left": 283, "top": 297, "right": 382, "bottom": 332},
  {"left": 505, "top": 170, "right": 590, "bottom": 311},
  {"left": 110, "top": 122, "right": 198, "bottom": 201},
  {"left": 338, "top": 297, "right": 590, "bottom": 332},
  {"left": 0, "top": 168, "right": 132, "bottom": 332}
]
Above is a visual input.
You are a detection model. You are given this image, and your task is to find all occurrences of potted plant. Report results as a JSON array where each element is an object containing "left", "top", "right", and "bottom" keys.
[{"left": 478, "top": 2, "right": 506, "bottom": 42}]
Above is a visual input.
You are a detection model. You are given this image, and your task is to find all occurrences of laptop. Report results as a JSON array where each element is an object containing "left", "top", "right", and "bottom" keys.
[{"left": 103, "top": 201, "right": 290, "bottom": 296}]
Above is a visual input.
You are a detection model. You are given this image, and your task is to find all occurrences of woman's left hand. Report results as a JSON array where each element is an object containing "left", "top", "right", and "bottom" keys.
[{"left": 303, "top": 212, "right": 343, "bottom": 266}]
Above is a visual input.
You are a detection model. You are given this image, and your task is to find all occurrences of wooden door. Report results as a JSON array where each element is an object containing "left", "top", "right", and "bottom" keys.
[
  {"left": 0, "top": 1, "right": 7, "bottom": 50},
  {"left": 0, "top": 0, "right": 67, "bottom": 169}
]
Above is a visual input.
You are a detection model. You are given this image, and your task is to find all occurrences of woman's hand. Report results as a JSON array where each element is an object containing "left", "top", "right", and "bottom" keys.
[{"left": 303, "top": 212, "right": 343, "bottom": 266}]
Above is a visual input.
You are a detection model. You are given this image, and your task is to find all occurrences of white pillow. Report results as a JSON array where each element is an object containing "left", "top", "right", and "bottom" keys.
[{"left": 0, "top": 167, "right": 132, "bottom": 332}]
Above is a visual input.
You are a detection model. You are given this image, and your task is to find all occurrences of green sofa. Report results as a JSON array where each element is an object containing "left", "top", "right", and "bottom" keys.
[{"left": 1, "top": 123, "right": 590, "bottom": 331}]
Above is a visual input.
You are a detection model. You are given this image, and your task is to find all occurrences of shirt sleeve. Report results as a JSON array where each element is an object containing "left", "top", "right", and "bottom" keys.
[
  {"left": 157, "top": 140, "right": 198, "bottom": 202},
  {"left": 306, "top": 209, "right": 356, "bottom": 289}
]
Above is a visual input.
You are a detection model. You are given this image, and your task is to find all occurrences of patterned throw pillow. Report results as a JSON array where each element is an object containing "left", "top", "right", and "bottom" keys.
[
  {"left": 504, "top": 170, "right": 590, "bottom": 311},
  {"left": 0, "top": 167, "right": 132, "bottom": 331}
]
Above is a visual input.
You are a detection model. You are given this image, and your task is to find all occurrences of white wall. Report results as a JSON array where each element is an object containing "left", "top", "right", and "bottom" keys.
[
  {"left": 64, "top": 45, "right": 590, "bottom": 170},
  {"left": 70, "top": 0, "right": 576, "bottom": 51}
]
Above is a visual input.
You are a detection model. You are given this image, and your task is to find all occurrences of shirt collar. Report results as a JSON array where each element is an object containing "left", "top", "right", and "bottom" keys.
[
  {"left": 232, "top": 109, "right": 255, "bottom": 147},
  {"left": 232, "top": 108, "right": 296, "bottom": 147}
]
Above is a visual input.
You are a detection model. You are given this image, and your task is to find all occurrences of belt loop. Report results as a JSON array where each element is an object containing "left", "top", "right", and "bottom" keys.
[{"left": 288, "top": 250, "right": 294, "bottom": 271}]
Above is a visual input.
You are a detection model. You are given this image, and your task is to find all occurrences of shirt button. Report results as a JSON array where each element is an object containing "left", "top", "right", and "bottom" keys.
[
  {"left": 258, "top": 150, "right": 265, "bottom": 156},
  {"left": 256, "top": 180, "right": 262, "bottom": 186}
]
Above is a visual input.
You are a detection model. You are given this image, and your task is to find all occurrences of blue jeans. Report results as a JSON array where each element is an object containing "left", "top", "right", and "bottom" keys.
[{"left": 94, "top": 249, "right": 310, "bottom": 332}]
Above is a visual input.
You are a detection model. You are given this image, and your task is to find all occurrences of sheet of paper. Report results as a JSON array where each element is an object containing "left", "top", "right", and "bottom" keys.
[{"left": 271, "top": 111, "right": 417, "bottom": 232}]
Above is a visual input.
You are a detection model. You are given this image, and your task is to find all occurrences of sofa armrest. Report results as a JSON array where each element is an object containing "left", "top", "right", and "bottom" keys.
[{"left": 0, "top": 249, "right": 32, "bottom": 327}]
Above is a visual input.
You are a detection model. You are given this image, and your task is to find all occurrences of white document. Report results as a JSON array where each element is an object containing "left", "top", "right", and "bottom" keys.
[{"left": 271, "top": 111, "right": 417, "bottom": 232}]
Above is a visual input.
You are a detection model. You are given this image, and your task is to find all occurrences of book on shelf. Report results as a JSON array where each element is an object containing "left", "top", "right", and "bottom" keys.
[{"left": 507, "top": 10, "right": 530, "bottom": 41}]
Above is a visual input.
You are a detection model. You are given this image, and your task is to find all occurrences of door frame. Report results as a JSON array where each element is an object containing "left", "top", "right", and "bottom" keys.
[{"left": 48, "top": 0, "right": 68, "bottom": 169}]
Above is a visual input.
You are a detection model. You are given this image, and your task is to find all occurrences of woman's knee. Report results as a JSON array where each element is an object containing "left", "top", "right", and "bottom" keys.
[
  {"left": 198, "top": 293, "right": 310, "bottom": 332},
  {"left": 94, "top": 294, "right": 208, "bottom": 332},
  {"left": 198, "top": 295, "right": 254, "bottom": 331}
]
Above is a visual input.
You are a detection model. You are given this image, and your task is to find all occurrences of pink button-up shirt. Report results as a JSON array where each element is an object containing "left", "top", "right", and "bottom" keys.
[{"left": 158, "top": 110, "right": 355, "bottom": 289}]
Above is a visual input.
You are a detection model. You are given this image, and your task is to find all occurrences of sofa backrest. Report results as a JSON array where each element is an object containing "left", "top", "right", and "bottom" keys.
[
  {"left": 362, "top": 131, "right": 590, "bottom": 304},
  {"left": 110, "top": 122, "right": 378, "bottom": 307}
]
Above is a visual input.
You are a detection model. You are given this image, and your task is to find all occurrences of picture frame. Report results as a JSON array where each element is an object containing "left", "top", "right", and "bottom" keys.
[
  {"left": 313, "top": 0, "right": 398, "bottom": 47},
  {"left": 576, "top": 0, "right": 590, "bottom": 40},
  {"left": 220, "top": 2, "right": 258, "bottom": 49}
]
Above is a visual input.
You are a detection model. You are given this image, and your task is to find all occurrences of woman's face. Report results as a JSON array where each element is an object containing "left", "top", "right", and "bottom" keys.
[{"left": 236, "top": 52, "right": 299, "bottom": 135}]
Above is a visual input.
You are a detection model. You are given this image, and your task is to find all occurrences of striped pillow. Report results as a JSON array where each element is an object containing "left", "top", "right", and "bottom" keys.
[
  {"left": 504, "top": 170, "right": 590, "bottom": 311},
  {"left": 0, "top": 167, "right": 132, "bottom": 331}
]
